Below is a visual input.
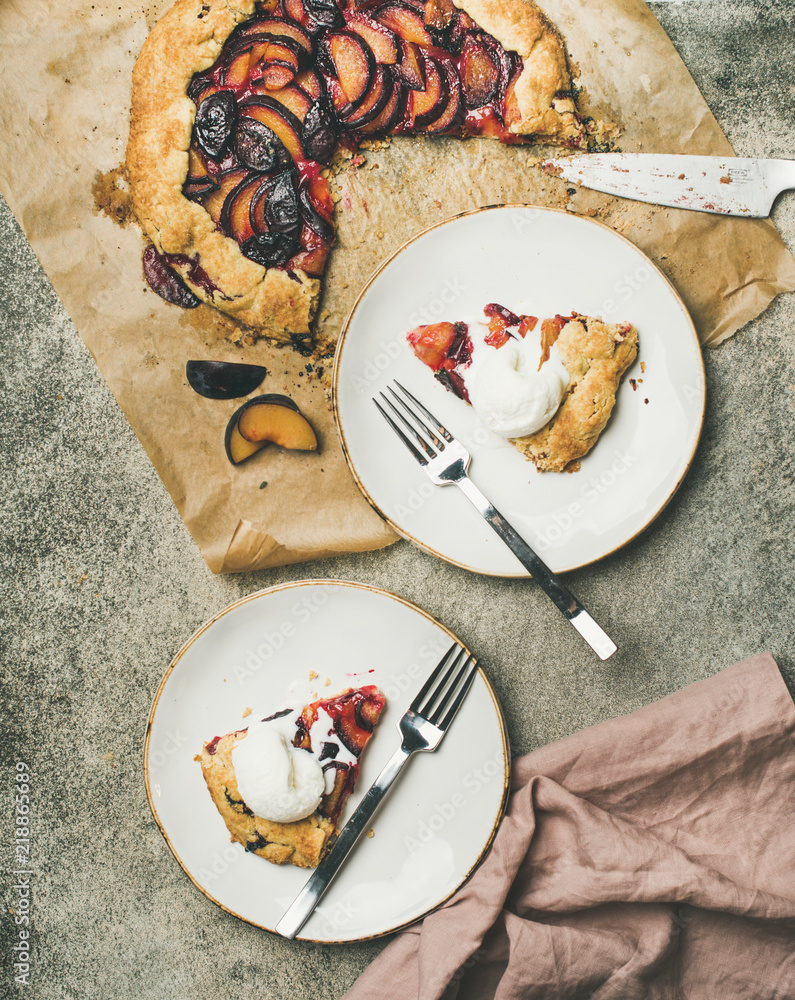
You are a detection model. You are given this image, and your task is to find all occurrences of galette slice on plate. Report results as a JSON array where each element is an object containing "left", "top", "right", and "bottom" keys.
[
  {"left": 198, "top": 685, "right": 386, "bottom": 868},
  {"left": 407, "top": 304, "right": 638, "bottom": 472}
]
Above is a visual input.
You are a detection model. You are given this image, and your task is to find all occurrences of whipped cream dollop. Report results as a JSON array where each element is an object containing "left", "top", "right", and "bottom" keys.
[
  {"left": 232, "top": 724, "right": 325, "bottom": 823},
  {"left": 467, "top": 322, "right": 570, "bottom": 439}
]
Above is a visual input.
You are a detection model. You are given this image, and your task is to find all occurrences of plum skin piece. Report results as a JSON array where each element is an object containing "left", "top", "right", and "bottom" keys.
[
  {"left": 186, "top": 360, "right": 267, "bottom": 399},
  {"left": 224, "top": 394, "right": 318, "bottom": 464}
]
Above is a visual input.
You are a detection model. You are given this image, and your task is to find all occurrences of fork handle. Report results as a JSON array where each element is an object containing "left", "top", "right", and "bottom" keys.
[
  {"left": 454, "top": 477, "right": 617, "bottom": 660},
  {"left": 275, "top": 745, "right": 411, "bottom": 939}
]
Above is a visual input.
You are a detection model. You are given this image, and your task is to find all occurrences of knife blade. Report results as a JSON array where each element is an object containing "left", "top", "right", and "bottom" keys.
[{"left": 543, "top": 153, "right": 795, "bottom": 217}]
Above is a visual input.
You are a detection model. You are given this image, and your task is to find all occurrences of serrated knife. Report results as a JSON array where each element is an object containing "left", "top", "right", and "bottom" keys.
[{"left": 544, "top": 153, "right": 795, "bottom": 217}]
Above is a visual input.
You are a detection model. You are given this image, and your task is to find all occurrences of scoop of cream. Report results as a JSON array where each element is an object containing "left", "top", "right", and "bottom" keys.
[
  {"left": 232, "top": 725, "right": 325, "bottom": 823},
  {"left": 467, "top": 331, "right": 569, "bottom": 439}
]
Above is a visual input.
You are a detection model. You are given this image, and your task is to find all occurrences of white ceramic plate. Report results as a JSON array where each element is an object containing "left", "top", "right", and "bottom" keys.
[
  {"left": 144, "top": 580, "right": 509, "bottom": 942},
  {"left": 333, "top": 205, "right": 705, "bottom": 576}
]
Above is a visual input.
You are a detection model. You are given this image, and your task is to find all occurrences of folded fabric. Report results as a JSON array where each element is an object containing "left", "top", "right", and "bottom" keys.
[{"left": 342, "top": 652, "right": 795, "bottom": 1000}]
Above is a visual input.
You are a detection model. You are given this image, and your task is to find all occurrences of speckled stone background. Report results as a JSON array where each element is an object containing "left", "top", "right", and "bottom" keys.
[{"left": 1, "top": 2, "right": 794, "bottom": 996}]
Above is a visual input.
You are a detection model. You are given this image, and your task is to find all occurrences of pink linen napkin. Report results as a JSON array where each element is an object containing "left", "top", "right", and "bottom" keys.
[{"left": 342, "top": 653, "right": 795, "bottom": 1000}]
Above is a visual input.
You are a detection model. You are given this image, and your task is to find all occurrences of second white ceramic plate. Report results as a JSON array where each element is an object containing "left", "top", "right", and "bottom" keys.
[
  {"left": 334, "top": 205, "right": 705, "bottom": 576},
  {"left": 145, "top": 581, "right": 509, "bottom": 942}
]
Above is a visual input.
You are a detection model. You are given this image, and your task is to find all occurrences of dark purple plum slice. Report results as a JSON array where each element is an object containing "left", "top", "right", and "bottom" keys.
[
  {"left": 446, "top": 321, "right": 473, "bottom": 367},
  {"left": 142, "top": 246, "right": 200, "bottom": 308},
  {"left": 242, "top": 232, "right": 301, "bottom": 267},
  {"left": 185, "top": 360, "right": 267, "bottom": 400},
  {"left": 233, "top": 118, "right": 292, "bottom": 173},
  {"left": 193, "top": 90, "right": 237, "bottom": 159},
  {"left": 301, "top": 95, "right": 340, "bottom": 163},
  {"left": 432, "top": 320, "right": 473, "bottom": 401},
  {"left": 304, "top": 0, "right": 344, "bottom": 28},
  {"left": 484, "top": 302, "right": 521, "bottom": 326},
  {"left": 264, "top": 172, "right": 301, "bottom": 234},
  {"left": 435, "top": 366, "right": 469, "bottom": 401}
]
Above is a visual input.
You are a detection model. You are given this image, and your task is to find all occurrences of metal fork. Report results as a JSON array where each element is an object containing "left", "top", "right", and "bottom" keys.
[
  {"left": 275, "top": 641, "right": 478, "bottom": 939},
  {"left": 374, "top": 381, "right": 617, "bottom": 661}
]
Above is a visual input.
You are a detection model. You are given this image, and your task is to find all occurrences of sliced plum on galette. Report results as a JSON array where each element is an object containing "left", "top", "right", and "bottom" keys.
[{"left": 127, "top": 0, "right": 591, "bottom": 341}]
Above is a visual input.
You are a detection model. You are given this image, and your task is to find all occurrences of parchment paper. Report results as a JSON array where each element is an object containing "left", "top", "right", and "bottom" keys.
[{"left": 1, "top": 0, "right": 793, "bottom": 573}]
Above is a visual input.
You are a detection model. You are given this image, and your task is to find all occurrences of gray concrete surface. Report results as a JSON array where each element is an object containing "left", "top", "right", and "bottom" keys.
[{"left": 2, "top": 2, "right": 795, "bottom": 997}]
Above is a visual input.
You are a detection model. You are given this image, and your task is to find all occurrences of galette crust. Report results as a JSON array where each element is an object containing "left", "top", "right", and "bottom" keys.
[
  {"left": 199, "top": 731, "right": 333, "bottom": 869},
  {"left": 455, "top": 0, "right": 581, "bottom": 139},
  {"left": 513, "top": 316, "right": 638, "bottom": 472},
  {"left": 126, "top": 0, "right": 318, "bottom": 341},
  {"left": 127, "top": 0, "right": 582, "bottom": 339}
]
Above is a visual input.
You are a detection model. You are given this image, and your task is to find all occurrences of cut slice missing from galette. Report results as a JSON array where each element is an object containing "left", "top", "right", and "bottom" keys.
[
  {"left": 126, "top": 0, "right": 600, "bottom": 344},
  {"left": 406, "top": 304, "right": 638, "bottom": 472},
  {"left": 198, "top": 685, "right": 386, "bottom": 868}
]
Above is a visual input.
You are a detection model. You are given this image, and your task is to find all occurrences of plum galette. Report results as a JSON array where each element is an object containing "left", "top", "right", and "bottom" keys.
[
  {"left": 126, "top": 0, "right": 592, "bottom": 343},
  {"left": 198, "top": 685, "right": 386, "bottom": 868},
  {"left": 407, "top": 304, "right": 638, "bottom": 472}
]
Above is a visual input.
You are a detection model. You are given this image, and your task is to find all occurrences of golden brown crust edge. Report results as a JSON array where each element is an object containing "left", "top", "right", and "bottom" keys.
[
  {"left": 513, "top": 317, "right": 638, "bottom": 472},
  {"left": 127, "top": 0, "right": 582, "bottom": 339},
  {"left": 199, "top": 732, "right": 333, "bottom": 869},
  {"left": 455, "top": 0, "right": 583, "bottom": 141},
  {"left": 126, "top": 0, "right": 318, "bottom": 341}
]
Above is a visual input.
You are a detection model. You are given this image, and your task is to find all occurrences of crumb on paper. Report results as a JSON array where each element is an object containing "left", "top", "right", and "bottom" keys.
[
  {"left": 366, "top": 829, "right": 375, "bottom": 839},
  {"left": 308, "top": 670, "right": 318, "bottom": 680},
  {"left": 324, "top": 677, "right": 331, "bottom": 686},
  {"left": 92, "top": 165, "right": 135, "bottom": 226},
  {"left": 242, "top": 706, "right": 252, "bottom": 718},
  {"left": 640, "top": 361, "right": 647, "bottom": 373}
]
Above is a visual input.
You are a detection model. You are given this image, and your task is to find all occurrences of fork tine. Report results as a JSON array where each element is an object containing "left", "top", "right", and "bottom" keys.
[
  {"left": 410, "top": 642, "right": 460, "bottom": 714},
  {"left": 414, "top": 646, "right": 468, "bottom": 718},
  {"left": 386, "top": 387, "right": 445, "bottom": 452},
  {"left": 421, "top": 650, "right": 476, "bottom": 726},
  {"left": 393, "top": 380, "right": 454, "bottom": 443},
  {"left": 373, "top": 398, "right": 429, "bottom": 466},
  {"left": 379, "top": 392, "right": 438, "bottom": 460},
  {"left": 436, "top": 655, "right": 478, "bottom": 730}
]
